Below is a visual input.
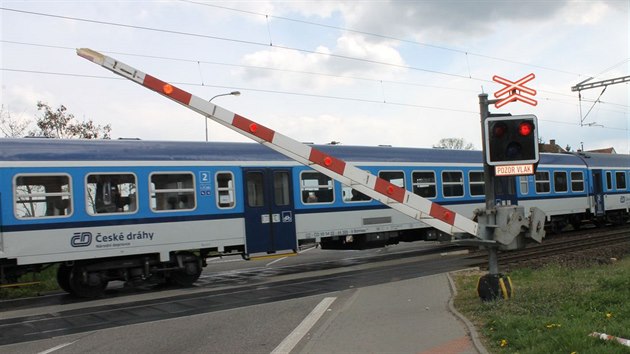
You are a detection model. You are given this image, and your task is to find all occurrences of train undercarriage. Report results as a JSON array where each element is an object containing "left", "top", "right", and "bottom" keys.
[
  {"left": 1, "top": 250, "right": 209, "bottom": 298},
  {"left": 548, "top": 209, "right": 630, "bottom": 234}
]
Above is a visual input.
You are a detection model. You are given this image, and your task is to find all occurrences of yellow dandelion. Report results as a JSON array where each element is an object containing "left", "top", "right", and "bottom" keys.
[
  {"left": 606, "top": 312, "right": 613, "bottom": 319},
  {"left": 546, "top": 323, "right": 561, "bottom": 329},
  {"left": 500, "top": 339, "right": 508, "bottom": 347}
]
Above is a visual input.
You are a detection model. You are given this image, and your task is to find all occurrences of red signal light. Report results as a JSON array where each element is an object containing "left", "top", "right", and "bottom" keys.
[
  {"left": 518, "top": 121, "right": 534, "bottom": 136},
  {"left": 162, "top": 84, "right": 174, "bottom": 95}
]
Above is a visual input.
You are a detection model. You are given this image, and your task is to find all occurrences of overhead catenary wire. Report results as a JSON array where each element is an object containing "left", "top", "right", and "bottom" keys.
[
  {"left": 1, "top": 7, "right": 628, "bottom": 107},
  {"left": 179, "top": 0, "right": 589, "bottom": 78},
  {"left": 4, "top": 5, "right": 623, "bottom": 105},
  {"left": 0, "top": 67, "right": 476, "bottom": 114},
  {"left": 4, "top": 67, "right": 627, "bottom": 132},
  {"left": 2, "top": 39, "right": 628, "bottom": 111},
  {"left": 0, "top": 6, "right": 627, "bottom": 133},
  {"left": 0, "top": 7, "right": 474, "bottom": 80}
]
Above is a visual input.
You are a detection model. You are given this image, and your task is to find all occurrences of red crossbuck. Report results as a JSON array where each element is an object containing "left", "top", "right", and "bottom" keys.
[{"left": 493, "top": 73, "right": 537, "bottom": 108}]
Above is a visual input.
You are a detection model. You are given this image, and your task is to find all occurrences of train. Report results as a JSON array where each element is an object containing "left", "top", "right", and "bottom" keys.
[{"left": 1, "top": 138, "right": 628, "bottom": 297}]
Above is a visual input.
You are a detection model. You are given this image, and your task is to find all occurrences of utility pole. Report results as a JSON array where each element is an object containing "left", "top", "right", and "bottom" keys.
[
  {"left": 571, "top": 75, "right": 630, "bottom": 126},
  {"left": 571, "top": 75, "right": 630, "bottom": 92}
]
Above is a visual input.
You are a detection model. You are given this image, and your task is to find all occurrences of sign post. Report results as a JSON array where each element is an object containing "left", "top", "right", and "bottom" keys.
[{"left": 475, "top": 75, "right": 545, "bottom": 300}]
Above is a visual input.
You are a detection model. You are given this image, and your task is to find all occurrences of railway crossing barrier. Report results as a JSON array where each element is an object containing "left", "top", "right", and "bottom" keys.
[{"left": 76, "top": 49, "right": 546, "bottom": 301}]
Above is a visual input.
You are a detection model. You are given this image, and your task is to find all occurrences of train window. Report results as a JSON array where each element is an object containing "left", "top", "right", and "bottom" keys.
[
  {"left": 553, "top": 171, "right": 568, "bottom": 193},
  {"left": 216, "top": 172, "right": 235, "bottom": 209},
  {"left": 519, "top": 176, "right": 529, "bottom": 195},
  {"left": 342, "top": 186, "right": 371, "bottom": 203},
  {"left": 571, "top": 172, "right": 584, "bottom": 192},
  {"left": 469, "top": 171, "right": 485, "bottom": 196},
  {"left": 616, "top": 172, "right": 626, "bottom": 190},
  {"left": 273, "top": 171, "right": 290, "bottom": 206},
  {"left": 246, "top": 172, "right": 264, "bottom": 207},
  {"left": 442, "top": 171, "right": 464, "bottom": 197},
  {"left": 535, "top": 171, "right": 550, "bottom": 193},
  {"left": 14, "top": 174, "right": 72, "bottom": 219},
  {"left": 300, "top": 171, "right": 333, "bottom": 204},
  {"left": 150, "top": 173, "right": 196, "bottom": 211},
  {"left": 379, "top": 171, "right": 405, "bottom": 188},
  {"left": 412, "top": 171, "right": 436, "bottom": 198},
  {"left": 606, "top": 172, "right": 612, "bottom": 190},
  {"left": 86, "top": 173, "right": 137, "bottom": 215}
]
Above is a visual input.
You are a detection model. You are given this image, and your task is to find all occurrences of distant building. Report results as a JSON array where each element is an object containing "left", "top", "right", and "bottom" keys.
[
  {"left": 585, "top": 147, "right": 616, "bottom": 154},
  {"left": 539, "top": 139, "right": 566, "bottom": 153},
  {"left": 538, "top": 140, "right": 617, "bottom": 154}
]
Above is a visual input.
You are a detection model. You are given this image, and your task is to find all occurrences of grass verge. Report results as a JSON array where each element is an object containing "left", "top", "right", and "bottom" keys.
[{"left": 452, "top": 258, "right": 630, "bottom": 354}]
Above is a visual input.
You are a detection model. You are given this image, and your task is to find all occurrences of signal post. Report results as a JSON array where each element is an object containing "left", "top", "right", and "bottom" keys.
[{"left": 473, "top": 93, "right": 546, "bottom": 301}]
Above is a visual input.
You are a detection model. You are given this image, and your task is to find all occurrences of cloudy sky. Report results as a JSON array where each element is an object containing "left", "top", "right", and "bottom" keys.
[{"left": 1, "top": 0, "right": 628, "bottom": 153}]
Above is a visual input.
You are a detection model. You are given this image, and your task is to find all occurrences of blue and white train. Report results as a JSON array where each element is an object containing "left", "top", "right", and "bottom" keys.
[{"left": 0, "top": 138, "right": 628, "bottom": 297}]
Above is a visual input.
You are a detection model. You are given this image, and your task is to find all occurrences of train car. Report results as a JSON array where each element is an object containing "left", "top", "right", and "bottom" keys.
[
  {"left": 1, "top": 138, "right": 628, "bottom": 297},
  {"left": 518, "top": 152, "right": 630, "bottom": 231},
  {"left": 579, "top": 152, "right": 630, "bottom": 225},
  {"left": 517, "top": 152, "right": 592, "bottom": 233}
]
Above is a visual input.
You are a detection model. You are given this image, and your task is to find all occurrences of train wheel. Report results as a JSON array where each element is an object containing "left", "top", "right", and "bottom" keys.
[
  {"left": 168, "top": 252, "right": 202, "bottom": 287},
  {"left": 56, "top": 264, "right": 73, "bottom": 294},
  {"left": 550, "top": 221, "right": 562, "bottom": 234},
  {"left": 69, "top": 268, "right": 108, "bottom": 298}
]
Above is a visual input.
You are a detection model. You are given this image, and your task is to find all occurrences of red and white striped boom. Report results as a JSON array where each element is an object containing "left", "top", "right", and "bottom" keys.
[{"left": 76, "top": 48, "right": 479, "bottom": 237}]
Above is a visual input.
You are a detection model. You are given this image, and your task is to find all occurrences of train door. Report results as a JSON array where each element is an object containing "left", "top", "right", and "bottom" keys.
[
  {"left": 591, "top": 170, "right": 605, "bottom": 216},
  {"left": 243, "top": 168, "right": 297, "bottom": 255},
  {"left": 494, "top": 177, "right": 518, "bottom": 205}
]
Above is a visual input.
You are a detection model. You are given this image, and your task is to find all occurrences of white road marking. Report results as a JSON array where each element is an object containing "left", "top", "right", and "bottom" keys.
[
  {"left": 271, "top": 297, "right": 336, "bottom": 354},
  {"left": 266, "top": 256, "right": 288, "bottom": 267},
  {"left": 298, "top": 245, "right": 317, "bottom": 254},
  {"left": 37, "top": 341, "right": 77, "bottom": 354}
]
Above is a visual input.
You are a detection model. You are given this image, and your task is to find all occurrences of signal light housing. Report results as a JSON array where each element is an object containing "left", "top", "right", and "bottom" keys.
[{"left": 484, "top": 115, "right": 539, "bottom": 166}]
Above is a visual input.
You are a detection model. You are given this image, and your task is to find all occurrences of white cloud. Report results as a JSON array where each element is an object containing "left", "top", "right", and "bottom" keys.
[
  {"left": 330, "top": 1, "right": 569, "bottom": 43},
  {"left": 561, "top": 0, "right": 612, "bottom": 25},
  {"left": 238, "top": 33, "right": 406, "bottom": 90},
  {"left": 2, "top": 85, "right": 56, "bottom": 120}
]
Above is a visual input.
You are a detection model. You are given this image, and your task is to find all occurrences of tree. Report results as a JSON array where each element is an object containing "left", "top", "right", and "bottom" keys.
[
  {"left": 0, "top": 105, "right": 31, "bottom": 138},
  {"left": 433, "top": 138, "right": 474, "bottom": 150},
  {"left": 30, "top": 101, "right": 111, "bottom": 139}
]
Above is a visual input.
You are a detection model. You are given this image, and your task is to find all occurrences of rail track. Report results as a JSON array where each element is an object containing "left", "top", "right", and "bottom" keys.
[{"left": 469, "top": 224, "right": 630, "bottom": 270}]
